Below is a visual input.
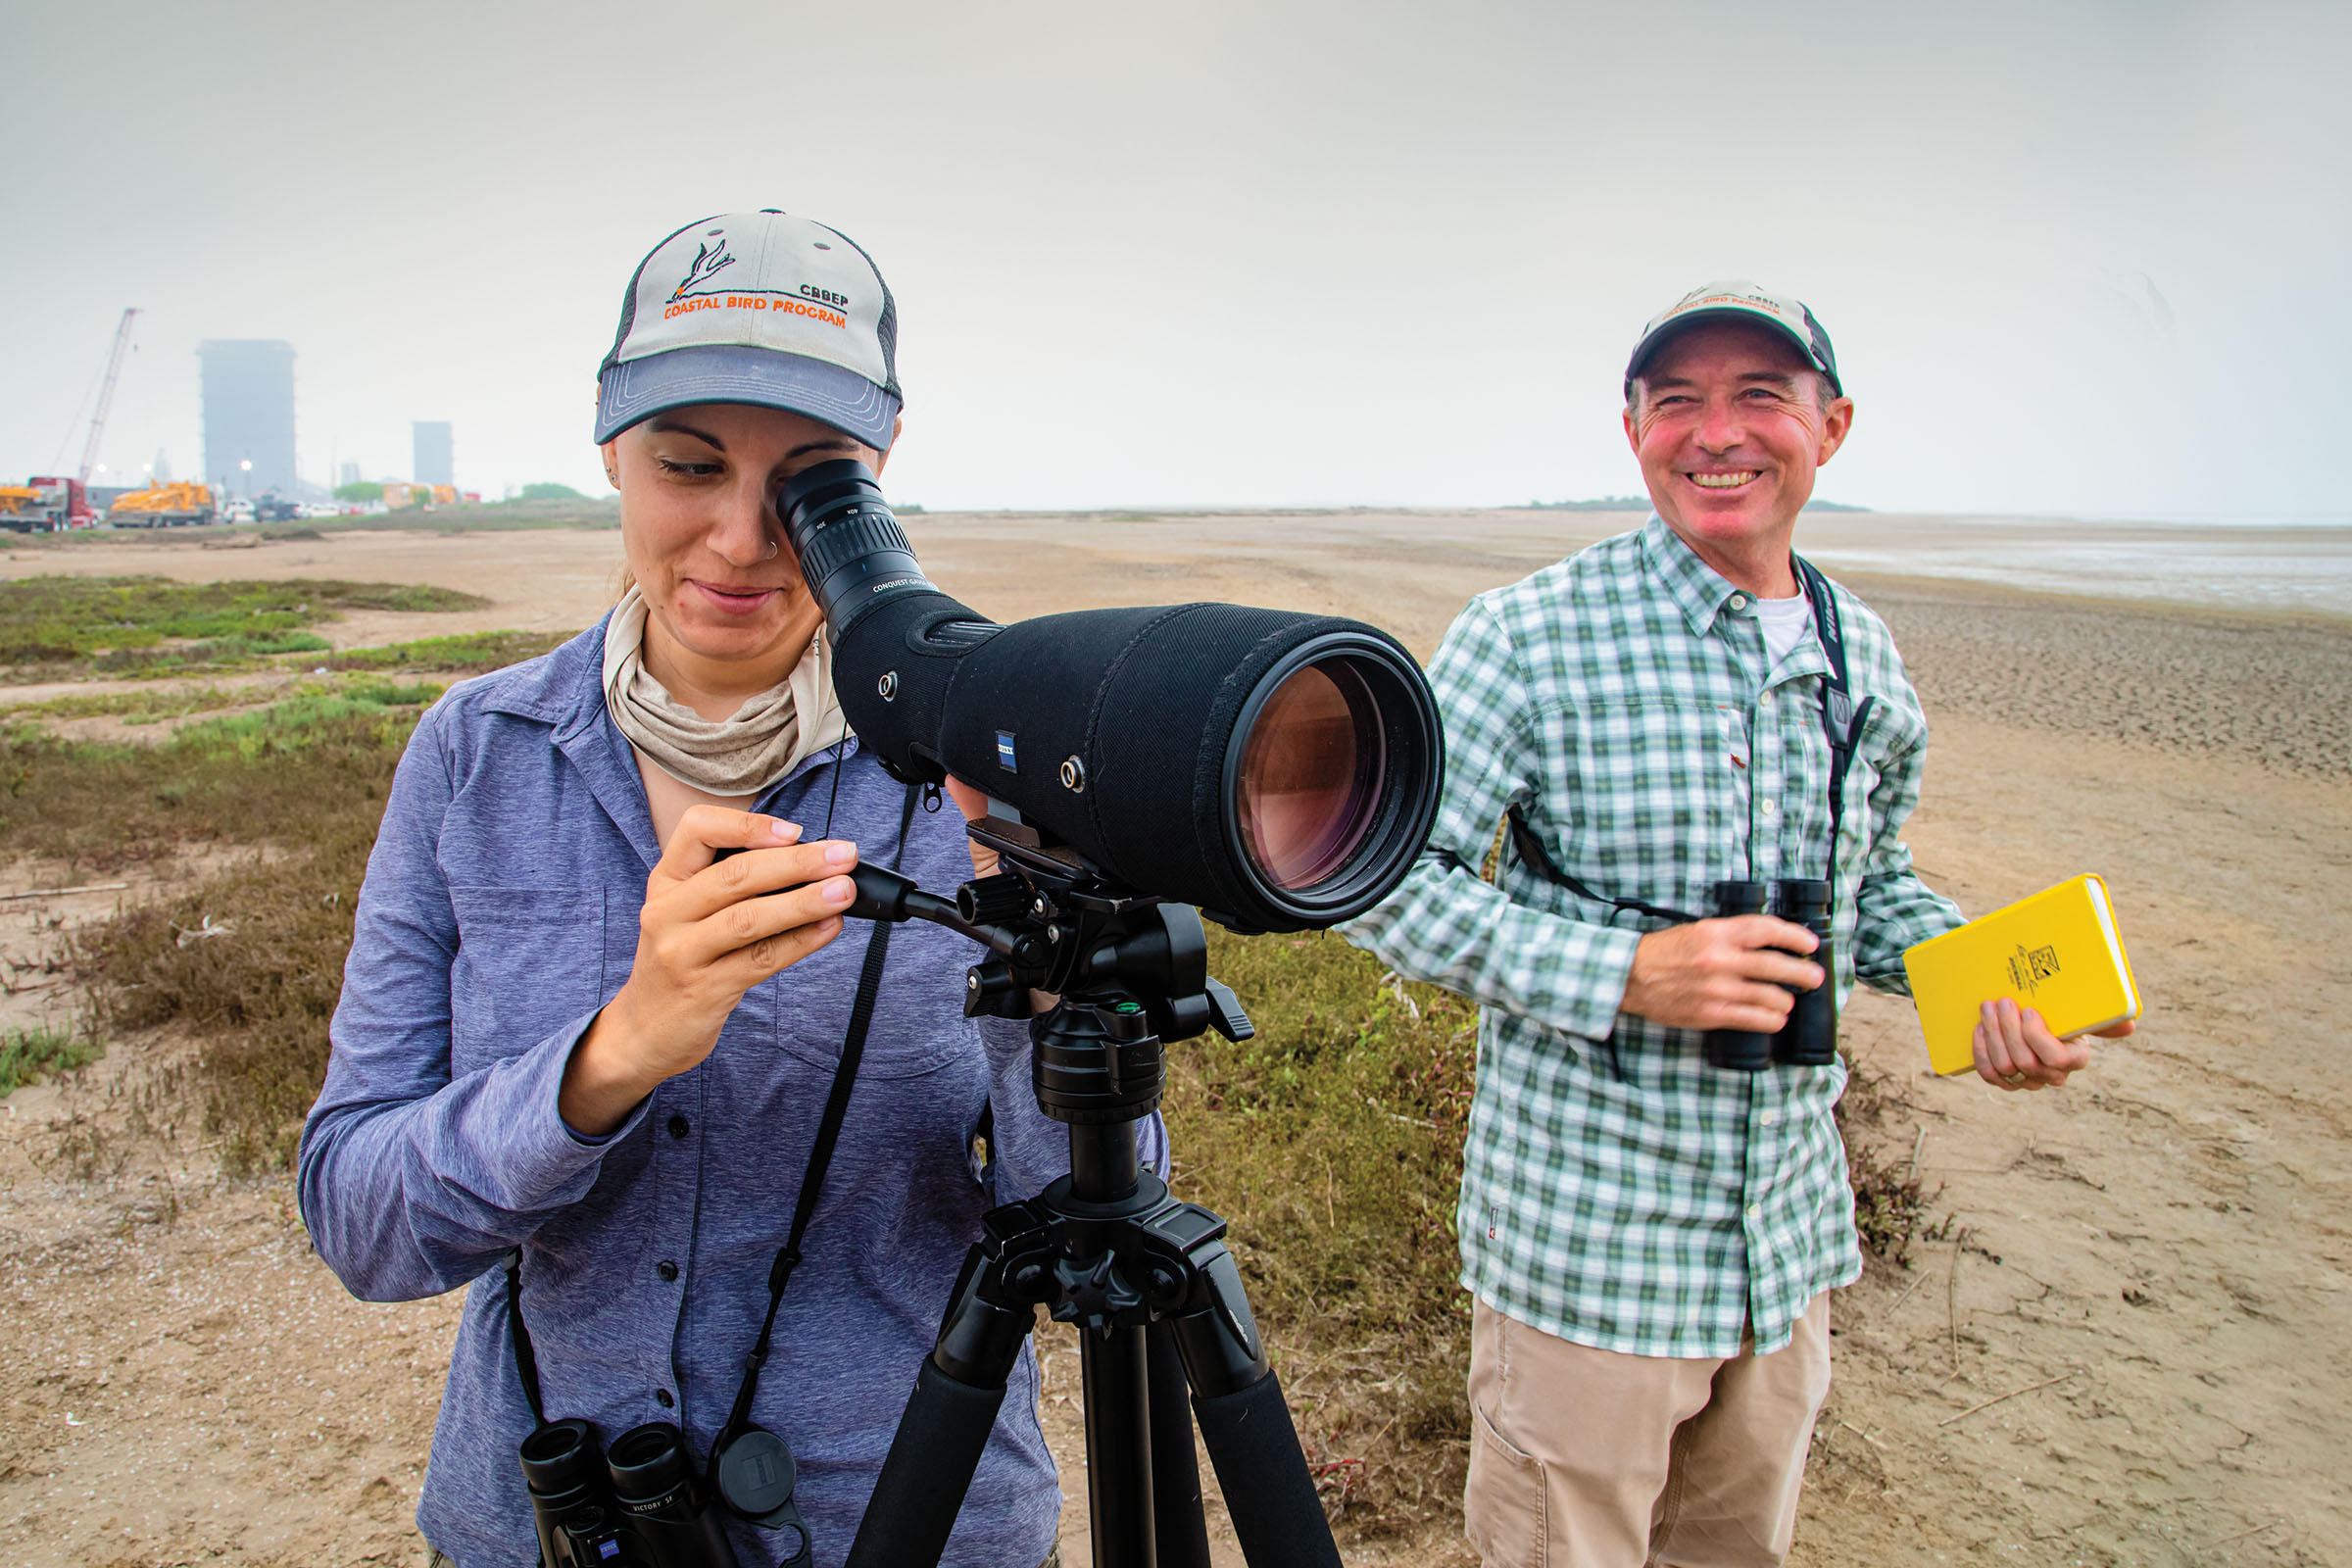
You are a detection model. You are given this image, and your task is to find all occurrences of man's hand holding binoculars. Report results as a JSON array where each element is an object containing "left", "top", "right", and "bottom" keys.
[{"left": 1622, "top": 915, "right": 1825, "bottom": 1033}]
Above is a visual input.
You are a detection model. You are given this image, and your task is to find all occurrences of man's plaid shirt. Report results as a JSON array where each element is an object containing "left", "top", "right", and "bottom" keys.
[{"left": 1345, "top": 518, "right": 1962, "bottom": 1357}]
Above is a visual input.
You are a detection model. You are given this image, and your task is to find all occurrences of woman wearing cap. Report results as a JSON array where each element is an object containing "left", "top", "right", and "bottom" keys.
[{"left": 299, "top": 213, "right": 1121, "bottom": 1568}]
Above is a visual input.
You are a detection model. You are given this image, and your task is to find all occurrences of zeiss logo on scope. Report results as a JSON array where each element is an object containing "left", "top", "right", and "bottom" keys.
[{"left": 996, "top": 731, "right": 1018, "bottom": 771}]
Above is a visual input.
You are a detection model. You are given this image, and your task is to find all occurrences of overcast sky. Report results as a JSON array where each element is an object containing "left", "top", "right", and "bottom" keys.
[{"left": 4, "top": 0, "right": 2345, "bottom": 517}]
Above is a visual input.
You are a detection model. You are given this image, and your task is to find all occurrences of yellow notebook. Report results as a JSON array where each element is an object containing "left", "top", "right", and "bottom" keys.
[{"left": 1902, "top": 874, "right": 2141, "bottom": 1076}]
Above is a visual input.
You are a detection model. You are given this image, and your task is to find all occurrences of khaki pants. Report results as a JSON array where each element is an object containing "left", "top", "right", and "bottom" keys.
[{"left": 1463, "top": 1295, "right": 1832, "bottom": 1568}]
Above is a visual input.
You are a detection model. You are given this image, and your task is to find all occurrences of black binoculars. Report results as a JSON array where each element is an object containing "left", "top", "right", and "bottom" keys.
[
  {"left": 521, "top": 1418, "right": 772, "bottom": 1568},
  {"left": 1702, "top": 878, "right": 1837, "bottom": 1072}
]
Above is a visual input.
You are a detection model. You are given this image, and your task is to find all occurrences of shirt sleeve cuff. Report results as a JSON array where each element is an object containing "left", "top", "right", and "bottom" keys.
[
  {"left": 547, "top": 1010, "right": 654, "bottom": 1150},
  {"left": 1563, "top": 923, "right": 1645, "bottom": 1041}
]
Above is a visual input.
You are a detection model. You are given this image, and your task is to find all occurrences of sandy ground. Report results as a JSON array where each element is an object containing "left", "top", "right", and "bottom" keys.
[{"left": 2, "top": 516, "right": 2348, "bottom": 1565}]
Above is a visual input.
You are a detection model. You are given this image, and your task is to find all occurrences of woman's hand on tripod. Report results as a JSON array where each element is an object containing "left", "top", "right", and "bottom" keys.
[{"left": 561, "top": 806, "right": 861, "bottom": 1135}]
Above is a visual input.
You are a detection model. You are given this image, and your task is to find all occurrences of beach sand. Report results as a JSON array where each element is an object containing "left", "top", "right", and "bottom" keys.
[{"left": 1, "top": 514, "right": 2346, "bottom": 1564}]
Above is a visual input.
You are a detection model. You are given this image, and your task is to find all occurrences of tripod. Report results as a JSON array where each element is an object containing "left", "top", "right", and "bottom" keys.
[{"left": 837, "top": 834, "right": 1345, "bottom": 1568}]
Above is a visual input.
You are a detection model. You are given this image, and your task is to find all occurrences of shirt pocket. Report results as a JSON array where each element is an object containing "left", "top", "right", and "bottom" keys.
[
  {"left": 770, "top": 916, "right": 968, "bottom": 1080},
  {"left": 1551, "top": 697, "right": 1741, "bottom": 897},
  {"left": 446, "top": 886, "right": 606, "bottom": 1077}
]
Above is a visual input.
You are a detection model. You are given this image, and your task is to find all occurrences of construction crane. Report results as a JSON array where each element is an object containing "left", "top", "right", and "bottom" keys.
[{"left": 76, "top": 307, "right": 139, "bottom": 486}]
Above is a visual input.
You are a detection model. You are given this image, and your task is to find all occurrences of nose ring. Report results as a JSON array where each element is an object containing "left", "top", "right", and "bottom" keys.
[{"left": 762, "top": 536, "right": 781, "bottom": 560}]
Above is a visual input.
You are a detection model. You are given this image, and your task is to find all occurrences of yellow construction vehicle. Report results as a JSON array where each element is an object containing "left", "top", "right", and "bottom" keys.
[
  {"left": 108, "top": 480, "right": 217, "bottom": 527},
  {"left": 383, "top": 482, "right": 461, "bottom": 510}
]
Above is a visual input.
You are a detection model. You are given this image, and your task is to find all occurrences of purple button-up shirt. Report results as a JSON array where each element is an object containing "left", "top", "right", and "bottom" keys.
[{"left": 299, "top": 617, "right": 1158, "bottom": 1566}]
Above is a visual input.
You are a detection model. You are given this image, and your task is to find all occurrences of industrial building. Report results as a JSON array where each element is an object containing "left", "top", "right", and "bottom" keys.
[
  {"left": 198, "top": 340, "right": 297, "bottom": 499},
  {"left": 413, "top": 420, "right": 454, "bottom": 487}
]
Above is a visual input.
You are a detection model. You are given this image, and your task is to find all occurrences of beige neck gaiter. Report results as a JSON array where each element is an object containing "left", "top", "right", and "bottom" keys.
[{"left": 600, "top": 586, "right": 849, "bottom": 797}]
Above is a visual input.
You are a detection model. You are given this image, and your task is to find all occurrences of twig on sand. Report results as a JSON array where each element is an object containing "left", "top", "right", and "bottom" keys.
[
  {"left": 1937, "top": 1368, "right": 2082, "bottom": 1427},
  {"left": 1837, "top": 1420, "right": 1887, "bottom": 1451},
  {"left": 1907, "top": 1124, "right": 1926, "bottom": 1184},
  {"left": 1887, "top": 1262, "right": 1935, "bottom": 1314},
  {"left": 2199, "top": 1519, "right": 2284, "bottom": 1549},
  {"left": 1, "top": 882, "right": 129, "bottom": 902},
  {"left": 1946, "top": 1240, "right": 1962, "bottom": 1375}
]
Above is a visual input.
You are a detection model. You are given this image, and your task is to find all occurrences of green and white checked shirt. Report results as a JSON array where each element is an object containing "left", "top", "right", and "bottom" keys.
[{"left": 1345, "top": 518, "right": 1962, "bottom": 1357}]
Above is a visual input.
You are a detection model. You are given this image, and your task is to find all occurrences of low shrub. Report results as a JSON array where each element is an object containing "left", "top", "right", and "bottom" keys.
[{"left": 0, "top": 1024, "right": 99, "bottom": 1096}]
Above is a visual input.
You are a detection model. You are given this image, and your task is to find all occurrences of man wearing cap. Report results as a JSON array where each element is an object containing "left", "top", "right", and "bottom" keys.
[{"left": 1345, "top": 281, "right": 2127, "bottom": 1566}]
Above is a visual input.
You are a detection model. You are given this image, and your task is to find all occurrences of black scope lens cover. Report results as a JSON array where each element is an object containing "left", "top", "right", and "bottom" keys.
[{"left": 715, "top": 1425, "right": 802, "bottom": 1524}]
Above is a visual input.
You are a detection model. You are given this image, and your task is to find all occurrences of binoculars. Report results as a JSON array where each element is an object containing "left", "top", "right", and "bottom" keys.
[
  {"left": 521, "top": 1418, "right": 768, "bottom": 1568},
  {"left": 1702, "top": 878, "right": 1837, "bottom": 1072}
]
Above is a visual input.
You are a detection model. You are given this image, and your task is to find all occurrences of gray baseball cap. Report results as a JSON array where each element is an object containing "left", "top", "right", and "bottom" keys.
[
  {"left": 595, "top": 211, "right": 903, "bottom": 449},
  {"left": 1624, "top": 279, "right": 1842, "bottom": 400}
]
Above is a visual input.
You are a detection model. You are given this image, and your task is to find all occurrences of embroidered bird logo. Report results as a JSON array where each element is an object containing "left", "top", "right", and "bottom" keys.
[{"left": 672, "top": 237, "right": 736, "bottom": 300}]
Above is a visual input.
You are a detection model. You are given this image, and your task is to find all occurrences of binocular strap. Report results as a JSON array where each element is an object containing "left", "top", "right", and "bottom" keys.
[{"left": 503, "top": 781, "right": 921, "bottom": 1546}]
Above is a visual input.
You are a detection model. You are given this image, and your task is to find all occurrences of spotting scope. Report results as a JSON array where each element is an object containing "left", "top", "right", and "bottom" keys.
[{"left": 777, "top": 461, "right": 1441, "bottom": 933}]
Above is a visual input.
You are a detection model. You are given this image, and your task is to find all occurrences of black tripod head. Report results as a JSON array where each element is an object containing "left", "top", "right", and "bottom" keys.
[
  {"left": 843, "top": 810, "right": 1254, "bottom": 1125},
  {"left": 833, "top": 808, "right": 1346, "bottom": 1568}
]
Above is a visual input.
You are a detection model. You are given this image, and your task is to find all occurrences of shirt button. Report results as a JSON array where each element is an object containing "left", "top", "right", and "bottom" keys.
[
  {"left": 655, "top": 1388, "right": 674, "bottom": 1408},
  {"left": 667, "top": 1114, "right": 690, "bottom": 1140},
  {"left": 1728, "top": 594, "right": 1749, "bottom": 611},
  {"left": 1759, "top": 690, "right": 1774, "bottom": 708},
  {"left": 1745, "top": 1203, "right": 1761, "bottom": 1221},
  {"left": 658, "top": 1260, "right": 679, "bottom": 1282},
  {"left": 1760, "top": 798, "right": 1778, "bottom": 816},
  {"left": 1761, "top": 1109, "right": 1780, "bottom": 1127}
]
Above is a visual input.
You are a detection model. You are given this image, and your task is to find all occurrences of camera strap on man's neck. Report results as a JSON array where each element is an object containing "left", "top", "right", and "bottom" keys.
[
  {"left": 1792, "top": 555, "right": 1875, "bottom": 883},
  {"left": 1481, "top": 558, "right": 1876, "bottom": 1081}
]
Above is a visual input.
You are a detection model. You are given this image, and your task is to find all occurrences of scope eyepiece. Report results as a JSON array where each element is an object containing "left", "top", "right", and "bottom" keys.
[{"left": 779, "top": 459, "right": 936, "bottom": 639}]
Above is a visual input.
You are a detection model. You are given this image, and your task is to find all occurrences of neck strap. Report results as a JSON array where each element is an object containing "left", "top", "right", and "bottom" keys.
[
  {"left": 1791, "top": 556, "right": 1875, "bottom": 883},
  {"left": 1494, "top": 557, "right": 1873, "bottom": 917},
  {"left": 506, "top": 779, "right": 920, "bottom": 1446}
]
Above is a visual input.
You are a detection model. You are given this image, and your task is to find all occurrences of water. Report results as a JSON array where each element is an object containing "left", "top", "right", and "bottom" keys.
[{"left": 1793, "top": 516, "right": 2352, "bottom": 617}]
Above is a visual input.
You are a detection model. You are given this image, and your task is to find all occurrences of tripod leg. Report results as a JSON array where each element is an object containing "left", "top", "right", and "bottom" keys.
[
  {"left": 1169, "top": 1250, "right": 1343, "bottom": 1568},
  {"left": 1146, "top": 1322, "right": 1212, "bottom": 1568},
  {"left": 1079, "top": 1322, "right": 1155, "bottom": 1568},
  {"left": 846, "top": 1241, "right": 1036, "bottom": 1568}
]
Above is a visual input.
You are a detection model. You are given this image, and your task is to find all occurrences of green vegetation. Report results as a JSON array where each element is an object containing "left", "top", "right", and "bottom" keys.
[
  {"left": 14, "top": 689, "right": 437, "bottom": 1169},
  {"left": 0, "top": 575, "right": 489, "bottom": 681},
  {"left": 333, "top": 481, "right": 386, "bottom": 503},
  {"left": 519, "top": 482, "right": 587, "bottom": 502},
  {"left": 1176, "top": 931, "right": 1477, "bottom": 1528},
  {"left": 0, "top": 634, "right": 560, "bottom": 731},
  {"left": 272, "top": 497, "right": 617, "bottom": 534},
  {"left": 1522, "top": 495, "right": 1649, "bottom": 511},
  {"left": 0, "top": 1025, "right": 99, "bottom": 1096},
  {"left": 0, "top": 684, "right": 250, "bottom": 724},
  {"left": 318, "top": 628, "right": 566, "bottom": 672}
]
